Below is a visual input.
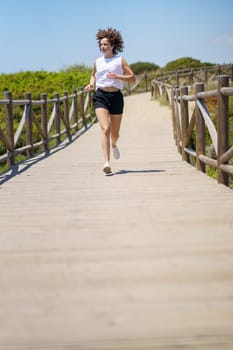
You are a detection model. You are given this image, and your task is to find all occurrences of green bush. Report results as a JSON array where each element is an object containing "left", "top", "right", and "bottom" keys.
[
  {"left": 0, "top": 68, "right": 92, "bottom": 100},
  {"left": 130, "top": 61, "right": 159, "bottom": 74},
  {"left": 163, "top": 57, "right": 215, "bottom": 71}
]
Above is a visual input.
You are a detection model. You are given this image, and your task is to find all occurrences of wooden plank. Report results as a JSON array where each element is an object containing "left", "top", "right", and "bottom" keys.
[{"left": 0, "top": 93, "right": 232, "bottom": 349}]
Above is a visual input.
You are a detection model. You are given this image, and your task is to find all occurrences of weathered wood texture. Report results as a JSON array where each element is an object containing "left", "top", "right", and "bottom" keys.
[
  {"left": 0, "top": 90, "right": 94, "bottom": 167},
  {"left": 152, "top": 73, "right": 233, "bottom": 187},
  {"left": 0, "top": 93, "right": 233, "bottom": 349}
]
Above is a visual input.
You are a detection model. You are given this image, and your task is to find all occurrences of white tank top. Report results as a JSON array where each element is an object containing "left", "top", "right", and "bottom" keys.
[{"left": 95, "top": 55, "right": 123, "bottom": 90}]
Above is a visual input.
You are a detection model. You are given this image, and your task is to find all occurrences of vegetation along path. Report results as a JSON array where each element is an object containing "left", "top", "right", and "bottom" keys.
[{"left": 0, "top": 92, "right": 233, "bottom": 349}]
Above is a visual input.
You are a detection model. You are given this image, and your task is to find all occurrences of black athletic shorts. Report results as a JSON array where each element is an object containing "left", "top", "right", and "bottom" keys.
[{"left": 93, "top": 88, "right": 124, "bottom": 115}]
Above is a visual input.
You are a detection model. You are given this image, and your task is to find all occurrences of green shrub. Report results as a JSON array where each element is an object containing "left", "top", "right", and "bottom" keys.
[{"left": 130, "top": 62, "right": 159, "bottom": 74}]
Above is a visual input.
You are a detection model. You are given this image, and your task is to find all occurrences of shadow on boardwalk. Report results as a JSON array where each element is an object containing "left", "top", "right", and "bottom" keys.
[
  {"left": 0, "top": 93, "right": 233, "bottom": 349},
  {"left": 107, "top": 168, "right": 165, "bottom": 176},
  {"left": 0, "top": 124, "right": 94, "bottom": 186}
]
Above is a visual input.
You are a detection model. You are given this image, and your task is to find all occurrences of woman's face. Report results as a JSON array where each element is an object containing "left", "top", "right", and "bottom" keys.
[{"left": 99, "top": 38, "right": 114, "bottom": 57}]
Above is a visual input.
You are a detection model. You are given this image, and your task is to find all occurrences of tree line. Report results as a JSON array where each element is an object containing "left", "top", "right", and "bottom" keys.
[{"left": 0, "top": 57, "right": 216, "bottom": 101}]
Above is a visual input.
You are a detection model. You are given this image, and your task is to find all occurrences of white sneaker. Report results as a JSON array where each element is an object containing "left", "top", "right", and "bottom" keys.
[
  {"left": 112, "top": 145, "right": 120, "bottom": 160},
  {"left": 103, "top": 161, "right": 112, "bottom": 174}
]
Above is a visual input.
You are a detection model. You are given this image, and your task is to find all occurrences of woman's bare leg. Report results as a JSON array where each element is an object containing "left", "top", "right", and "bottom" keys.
[
  {"left": 110, "top": 114, "right": 122, "bottom": 147},
  {"left": 95, "top": 108, "right": 111, "bottom": 162}
]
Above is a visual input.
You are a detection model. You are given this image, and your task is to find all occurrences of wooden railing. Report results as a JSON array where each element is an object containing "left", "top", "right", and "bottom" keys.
[
  {"left": 0, "top": 89, "right": 95, "bottom": 171},
  {"left": 153, "top": 64, "right": 233, "bottom": 87},
  {"left": 124, "top": 73, "right": 150, "bottom": 95},
  {"left": 151, "top": 65, "right": 233, "bottom": 188},
  {"left": 0, "top": 74, "right": 149, "bottom": 173},
  {"left": 1, "top": 65, "right": 232, "bottom": 189}
]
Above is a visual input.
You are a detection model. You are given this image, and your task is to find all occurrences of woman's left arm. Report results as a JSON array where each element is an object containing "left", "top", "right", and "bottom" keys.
[
  {"left": 121, "top": 57, "right": 136, "bottom": 83},
  {"left": 107, "top": 57, "right": 136, "bottom": 83}
]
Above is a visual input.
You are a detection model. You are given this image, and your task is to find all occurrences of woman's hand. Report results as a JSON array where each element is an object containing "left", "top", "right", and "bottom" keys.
[
  {"left": 107, "top": 72, "right": 117, "bottom": 80},
  {"left": 85, "top": 84, "right": 94, "bottom": 91}
]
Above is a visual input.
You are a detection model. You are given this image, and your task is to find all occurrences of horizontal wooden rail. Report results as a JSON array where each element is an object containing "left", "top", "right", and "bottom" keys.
[
  {"left": 0, "top": 89, "right": 95, "bottom": 170},
  {"left": 151, "top": 67, "right": 233, "bottom": 188},
  {"left": 153, "top": 64, "right": 233, "bottom": 86},
  {"left": 0, "top": 73, "right": 149, "bottom": 174},
  {"left": 123, "top": 73, "right": 150, "bottom": 95}
]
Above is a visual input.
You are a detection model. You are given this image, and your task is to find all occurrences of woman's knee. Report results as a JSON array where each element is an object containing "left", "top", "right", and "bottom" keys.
[{"left": 101, "top": 124, "right": 111, "bottom": 136}]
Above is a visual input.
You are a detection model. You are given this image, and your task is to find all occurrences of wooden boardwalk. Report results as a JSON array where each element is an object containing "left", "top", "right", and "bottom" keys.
[{"left": 0, "top": 92, "right": 233, "bottom": 349}]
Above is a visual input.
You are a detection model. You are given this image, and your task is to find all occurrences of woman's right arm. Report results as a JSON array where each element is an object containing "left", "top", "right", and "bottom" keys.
[{"left": 86, "top": 63, "right": 96, "bottom": 90}]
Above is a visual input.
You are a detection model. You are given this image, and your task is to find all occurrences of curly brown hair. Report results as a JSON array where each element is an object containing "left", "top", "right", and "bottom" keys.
[{"left": 96, "top": 27, "right": 124, "bottom": 54}]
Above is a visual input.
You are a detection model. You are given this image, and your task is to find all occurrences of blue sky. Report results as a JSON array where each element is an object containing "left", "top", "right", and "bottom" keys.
[{"left": 1, "top": 0, "right": 233, "bottom": 73}]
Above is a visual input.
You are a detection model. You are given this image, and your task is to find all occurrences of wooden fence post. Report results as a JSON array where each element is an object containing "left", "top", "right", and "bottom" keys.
[
  {"left": 170, "top": 84, "right": 178, "bottom": 143},
  {"left": 25, "top": 93, "right": 33, "bottom": 158},
  {"left": 41, "top": 93, "right": 48, "bottom": 152},
  {"left": 79, "top": 87, "right": 86, "bottom": 128},
  {"left": 54, "top": 93, "right": 61, "bottom": 145},
  {"left": 127, "top": 82, "right": 131, "bottom": 95},
  {"left": 4, "top": 91, "right": 15, "bottom": 166},
  {"left": 154, "top": 81, "right": 159, "bottom": 99},
  {"left": 176, "top": 71, "right": 179, "bottom": 86},
  {"left": 180, "top": 86, "right": 190, "bottom": 162},
  {"left": 63, "top": 91, "right": 71, "bottom": 139},
  {"left": 195, "top": 83, "right": 205, "bottom": 173},
  {"left": 204, "top": 69, "right": 208, "bottom": 84},
  {"left": 73, "top": 90, "right": 78, "bottom": 132},
  {"left": 217, "top": 75, "right": 229, "bottom": 186},
  {"left": 151, "top": 82, "right": 154, "bottom": 98},
  {"left": 144, "top": 72, "right": 148, "bottom": 92},
  {"left": 87, "top": 90, "right": 93, "bottom": 121},
  {"left": 174, "top": 86, "right": 182, "bottom": 153},
  {"left": 189, "top": 70, "right": 193, "bottom": 85}
]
